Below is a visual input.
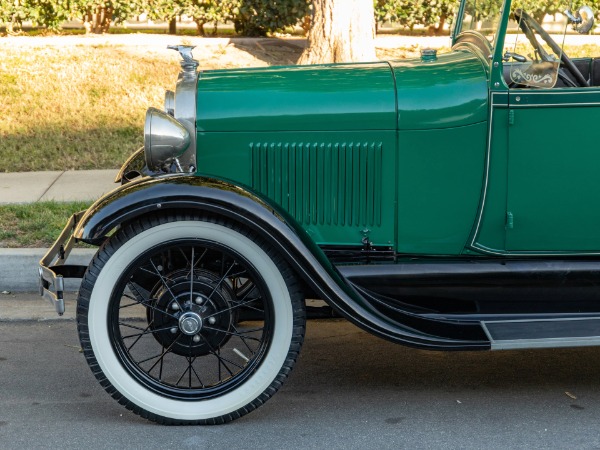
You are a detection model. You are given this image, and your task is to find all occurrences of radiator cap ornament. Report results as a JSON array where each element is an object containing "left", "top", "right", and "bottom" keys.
[{"left": 167, "top": 45, "right": 199, "bottom": 77}]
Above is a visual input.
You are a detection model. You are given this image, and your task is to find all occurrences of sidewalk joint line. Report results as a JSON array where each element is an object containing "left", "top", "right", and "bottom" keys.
[{"left": 38, "top": 171, "right": 65, "bottom": 202}]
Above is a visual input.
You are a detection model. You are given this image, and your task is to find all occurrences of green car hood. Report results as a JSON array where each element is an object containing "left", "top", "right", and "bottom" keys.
[
  {"left": 196, "top": 62, "right": 397, "bottom": 132},
  {"left": 391, "top": 51, "right": 489, "bottom": 130}
]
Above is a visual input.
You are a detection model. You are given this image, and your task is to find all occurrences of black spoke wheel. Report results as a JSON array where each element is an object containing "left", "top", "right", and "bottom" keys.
[{"left": 77, "top": 214, "right": 306, "bottom": 424}]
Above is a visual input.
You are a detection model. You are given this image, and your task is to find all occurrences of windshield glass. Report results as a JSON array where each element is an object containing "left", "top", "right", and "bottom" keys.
[
  {"left": 459, "top": 0, "right": 504, "bottom": 44},
  {"left": 502, "top": 4, "right": 570, "bottom": 88},
  {"left": 458, "top": 0, "right": 590, "bottom": 89}
]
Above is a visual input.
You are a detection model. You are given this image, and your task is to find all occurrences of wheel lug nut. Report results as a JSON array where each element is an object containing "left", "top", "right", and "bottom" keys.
[
  {"left": 195, "top": 297, "right": 204, "bottom": 305},
  {"left": 208, "top": 317, "right": 216, "bottom": 325},
  {"left": 171, "top": 303, "right": 180, "bottom": 310},
  {"left": 170, "top": 327, "right": 177, "bottom": 334},
  {"left": 192, "top": 334, "right": 201, "bottom": 343}
]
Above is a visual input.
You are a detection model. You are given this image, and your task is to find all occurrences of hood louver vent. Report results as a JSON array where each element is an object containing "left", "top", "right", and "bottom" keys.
[{"left": 251, "top": 141, "right": 383, "bottom": 227}]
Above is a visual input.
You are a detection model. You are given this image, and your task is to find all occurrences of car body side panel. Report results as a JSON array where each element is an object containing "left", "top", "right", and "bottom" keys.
[
  {"left": 197, "top": 130, "right": 397, "bottom": 247},
  {"left": 196, "top": 63, "right": 396, "bottom": 132},
  {"left": 397, "top": 122, "right": 487, "bottom": 255},
  {"left": 390, "top": 51, "right": 489, "bottom": 130}
]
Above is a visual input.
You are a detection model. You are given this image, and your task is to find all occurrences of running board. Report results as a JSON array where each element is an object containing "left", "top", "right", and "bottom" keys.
[{"left": 482, "top": 318, "right": 600, "bottom": 350}]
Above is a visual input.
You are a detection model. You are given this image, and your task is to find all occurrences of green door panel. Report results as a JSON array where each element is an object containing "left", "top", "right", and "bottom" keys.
[
  {"left": 197, "top": 131, "right": 396, "bottom": 247},
  {"left": 397, "top": 122, "right": 487, "bottom": 255},
  {"left": 507, "top": 90, "right": 600, "bottom": 252},
  {"left": 196, "top": 63, "right": 396, "bottom": 132}
]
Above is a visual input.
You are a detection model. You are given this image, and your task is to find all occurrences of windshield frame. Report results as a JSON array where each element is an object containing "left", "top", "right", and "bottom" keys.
[{"left": 453, "top": 0, "right": 513, "bottom": 89}]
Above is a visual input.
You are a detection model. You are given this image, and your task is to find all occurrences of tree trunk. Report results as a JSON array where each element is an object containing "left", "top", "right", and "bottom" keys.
[
  {"left": 298, "top": 0, "right": 376, "bottom": 64},
  {"left": 84, "top": 7, "right": 113, "bottom": 34},
  {"left": 194, "top": 19, "right": 206, "bottom": 36},
  {"left": 168, "top": 18, "right": 177, "bottom": 35}
]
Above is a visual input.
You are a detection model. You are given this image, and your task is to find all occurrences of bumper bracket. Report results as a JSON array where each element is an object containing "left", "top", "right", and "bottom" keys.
[{"left": 38, "top": 211, "right": 88, "bottom": 315}]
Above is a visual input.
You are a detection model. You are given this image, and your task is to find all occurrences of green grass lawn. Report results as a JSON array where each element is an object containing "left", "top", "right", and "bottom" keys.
[
  {"left": 0, "top": 45, "right": 180, "bottom": 172},
  {"left": 0, "top": 201, "right": 92, "bottom": 247}
]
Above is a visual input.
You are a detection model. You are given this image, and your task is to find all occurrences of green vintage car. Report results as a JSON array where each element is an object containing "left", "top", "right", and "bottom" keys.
[{"left": 40, "top": 0, "right": 600, "bottom": 424}]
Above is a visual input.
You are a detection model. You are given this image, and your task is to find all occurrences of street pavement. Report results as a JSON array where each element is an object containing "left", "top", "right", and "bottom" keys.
[{"left": 1, "top": 316, "right": 600, "bottom": 449}]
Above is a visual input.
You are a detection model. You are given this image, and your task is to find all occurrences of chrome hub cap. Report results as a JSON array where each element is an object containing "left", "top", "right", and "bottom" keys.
[{"left": 178, "top": 311, "right": 203, "bottom": 335}]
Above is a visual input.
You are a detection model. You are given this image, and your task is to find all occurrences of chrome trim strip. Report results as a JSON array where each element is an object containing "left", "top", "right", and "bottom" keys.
[
  {"left": 174, "top": 70, "right": 197, "bottom": 171},
  {"left": 486, "top": 316, "right": 600, "bottom": 324},
  {"left": 485, "top": 317, "right": 600, "bottom": 350},
  {"left": 468, "top": 91, "right": 503, "bottom": 251},
  {"left": 511, "top": 102, "right": 600, "bottom": 108},
  {"left": 491, "top": 336, "right": 600, "bottom": 350},
  {"left": 509, "top": 89, "right": 594, "bottom": 95}
]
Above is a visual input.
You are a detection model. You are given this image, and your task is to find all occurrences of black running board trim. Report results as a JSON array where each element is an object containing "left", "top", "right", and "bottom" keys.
[{"left": 482, "top": 318, "right": 600, "bottom": 350}]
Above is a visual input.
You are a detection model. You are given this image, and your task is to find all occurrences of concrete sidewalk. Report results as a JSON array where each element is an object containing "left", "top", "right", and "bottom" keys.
[
  {"left": 0, "top": 170, "right": 117, "bottom": 295},
  {"left": 0, "top": 169, "right": 118, "bottom": 204}
]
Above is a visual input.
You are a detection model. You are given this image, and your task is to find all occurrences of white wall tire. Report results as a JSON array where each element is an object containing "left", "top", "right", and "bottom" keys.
[{"left": 76, "top": 214, "right": 306, "bottom": 424}]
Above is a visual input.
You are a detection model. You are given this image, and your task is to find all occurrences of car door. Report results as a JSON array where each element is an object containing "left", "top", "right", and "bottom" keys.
[{"left": 506, "top": 88, "right": 600, "bottom": 252}]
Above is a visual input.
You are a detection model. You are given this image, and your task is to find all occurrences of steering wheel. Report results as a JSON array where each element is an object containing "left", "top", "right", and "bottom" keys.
[{"left": 512, "top": 9, "right": 589, "bottom": 87}]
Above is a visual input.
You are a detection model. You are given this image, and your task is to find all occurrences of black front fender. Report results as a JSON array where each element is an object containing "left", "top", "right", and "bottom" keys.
[{"left": 74, "top": 174, "right": 489, "bottom": 351}]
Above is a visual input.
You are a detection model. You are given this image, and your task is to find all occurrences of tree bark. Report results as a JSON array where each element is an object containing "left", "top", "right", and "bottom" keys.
[
  {"left": 168, "top": 18, "right": 177, "bottom": 35},
  {"left": 84, "top": 7, "right": 112, "bottom": 34},
  {"left": 298, "top": 0, "right": 376, "bottom": 65},
  {"left": 194, "top": 19, "right": 206, "bottom": 36}
]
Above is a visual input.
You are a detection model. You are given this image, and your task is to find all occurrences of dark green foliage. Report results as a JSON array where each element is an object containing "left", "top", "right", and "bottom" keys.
[
  {"left": 374, "top": 0, "right": 455, "bottom": 33},
  {"left": 0, "top": 0, "right": 71, "bottom": 32},
  {"left": 144, "top": 0, "right": 239, "bottom": 36},
  {"left": 2, "top": 0, "right": 597, "bottom": 37},
  {"left": 234, "top": 0, "right": 309, "bottom": 37}
]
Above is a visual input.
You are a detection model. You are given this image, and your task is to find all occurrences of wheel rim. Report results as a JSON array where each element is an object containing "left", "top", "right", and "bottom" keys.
[{"left": 108, "top": 239, "right": 274, "bottom": 400}]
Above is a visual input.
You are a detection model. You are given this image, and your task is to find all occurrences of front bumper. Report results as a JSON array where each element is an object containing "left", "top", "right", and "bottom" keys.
[{"left": 38, "top": 211, "right": 88, "bottom": 315}]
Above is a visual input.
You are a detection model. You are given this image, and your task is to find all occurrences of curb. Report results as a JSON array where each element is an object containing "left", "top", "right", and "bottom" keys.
[{"left": 0, "top": 248, "right": 95, "bottom": 292}]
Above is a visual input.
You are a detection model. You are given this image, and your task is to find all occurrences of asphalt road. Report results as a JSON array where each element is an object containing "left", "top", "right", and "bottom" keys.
[{"left": 1, "top": 318, "right": 600, "bottom": 450}]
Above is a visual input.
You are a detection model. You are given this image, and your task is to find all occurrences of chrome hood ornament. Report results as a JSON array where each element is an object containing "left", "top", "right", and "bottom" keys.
[{"left": 167, "top": 45, "right": 199, "bottom": 77}]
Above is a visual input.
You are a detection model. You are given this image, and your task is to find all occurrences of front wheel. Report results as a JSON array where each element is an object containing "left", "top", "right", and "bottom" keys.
[{"left": 76, "top": 214, "right": 306, "bottom": 424}]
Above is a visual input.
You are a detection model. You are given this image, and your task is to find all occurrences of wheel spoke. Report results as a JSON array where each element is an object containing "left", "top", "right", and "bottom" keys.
[
  {"left": 148, "top": 259, "right": 184, "bottom": 311},
  {"left": 232, "top": 300, "right": 264, "bottom": 313},
  {"left": 127, "top": 282, "right": 178, "bottom": 320},
  {"left": 189, "top": 246, "right": 195, "bottom": 303},
  {"left": 121, "top": 324, "right": 176, "bottom": 339},
  {"left": 203, "top": 325, "right": 262, "bottom": 343},
  {"left": 140, "top": 333, "right": 182, "bottom": 368},
  {"left": 188, "top": 358, "right": 205, "bottom": 388},
  {"left": 192, "top": 248, "right": 208, "bottom": 270},
  {"left": 119, "top": 321, "right": 150, "bottom": 332},
  {"left": 125, "top": 321, "right": 153, "bottom": 352},
  {"left": 175, "top": 364, "right": 191, "bottom": 387},
  {"left": 207, "top": 261, "right": 236, "bottom": 300},
  {"left": 198, "top": 333, "right": 241, "bottom": 375},
  {"left": 178, "top": 247, "right": 190, "bottom": 267},
  {"left": 233, "top": 324, "right": 261, "bottom": 353},
  {"left": 159, "top": 353, "right": 164, "bottom": 381},
  {"left": 203, "top": 295, "right": 261, "bottom": 320}
]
